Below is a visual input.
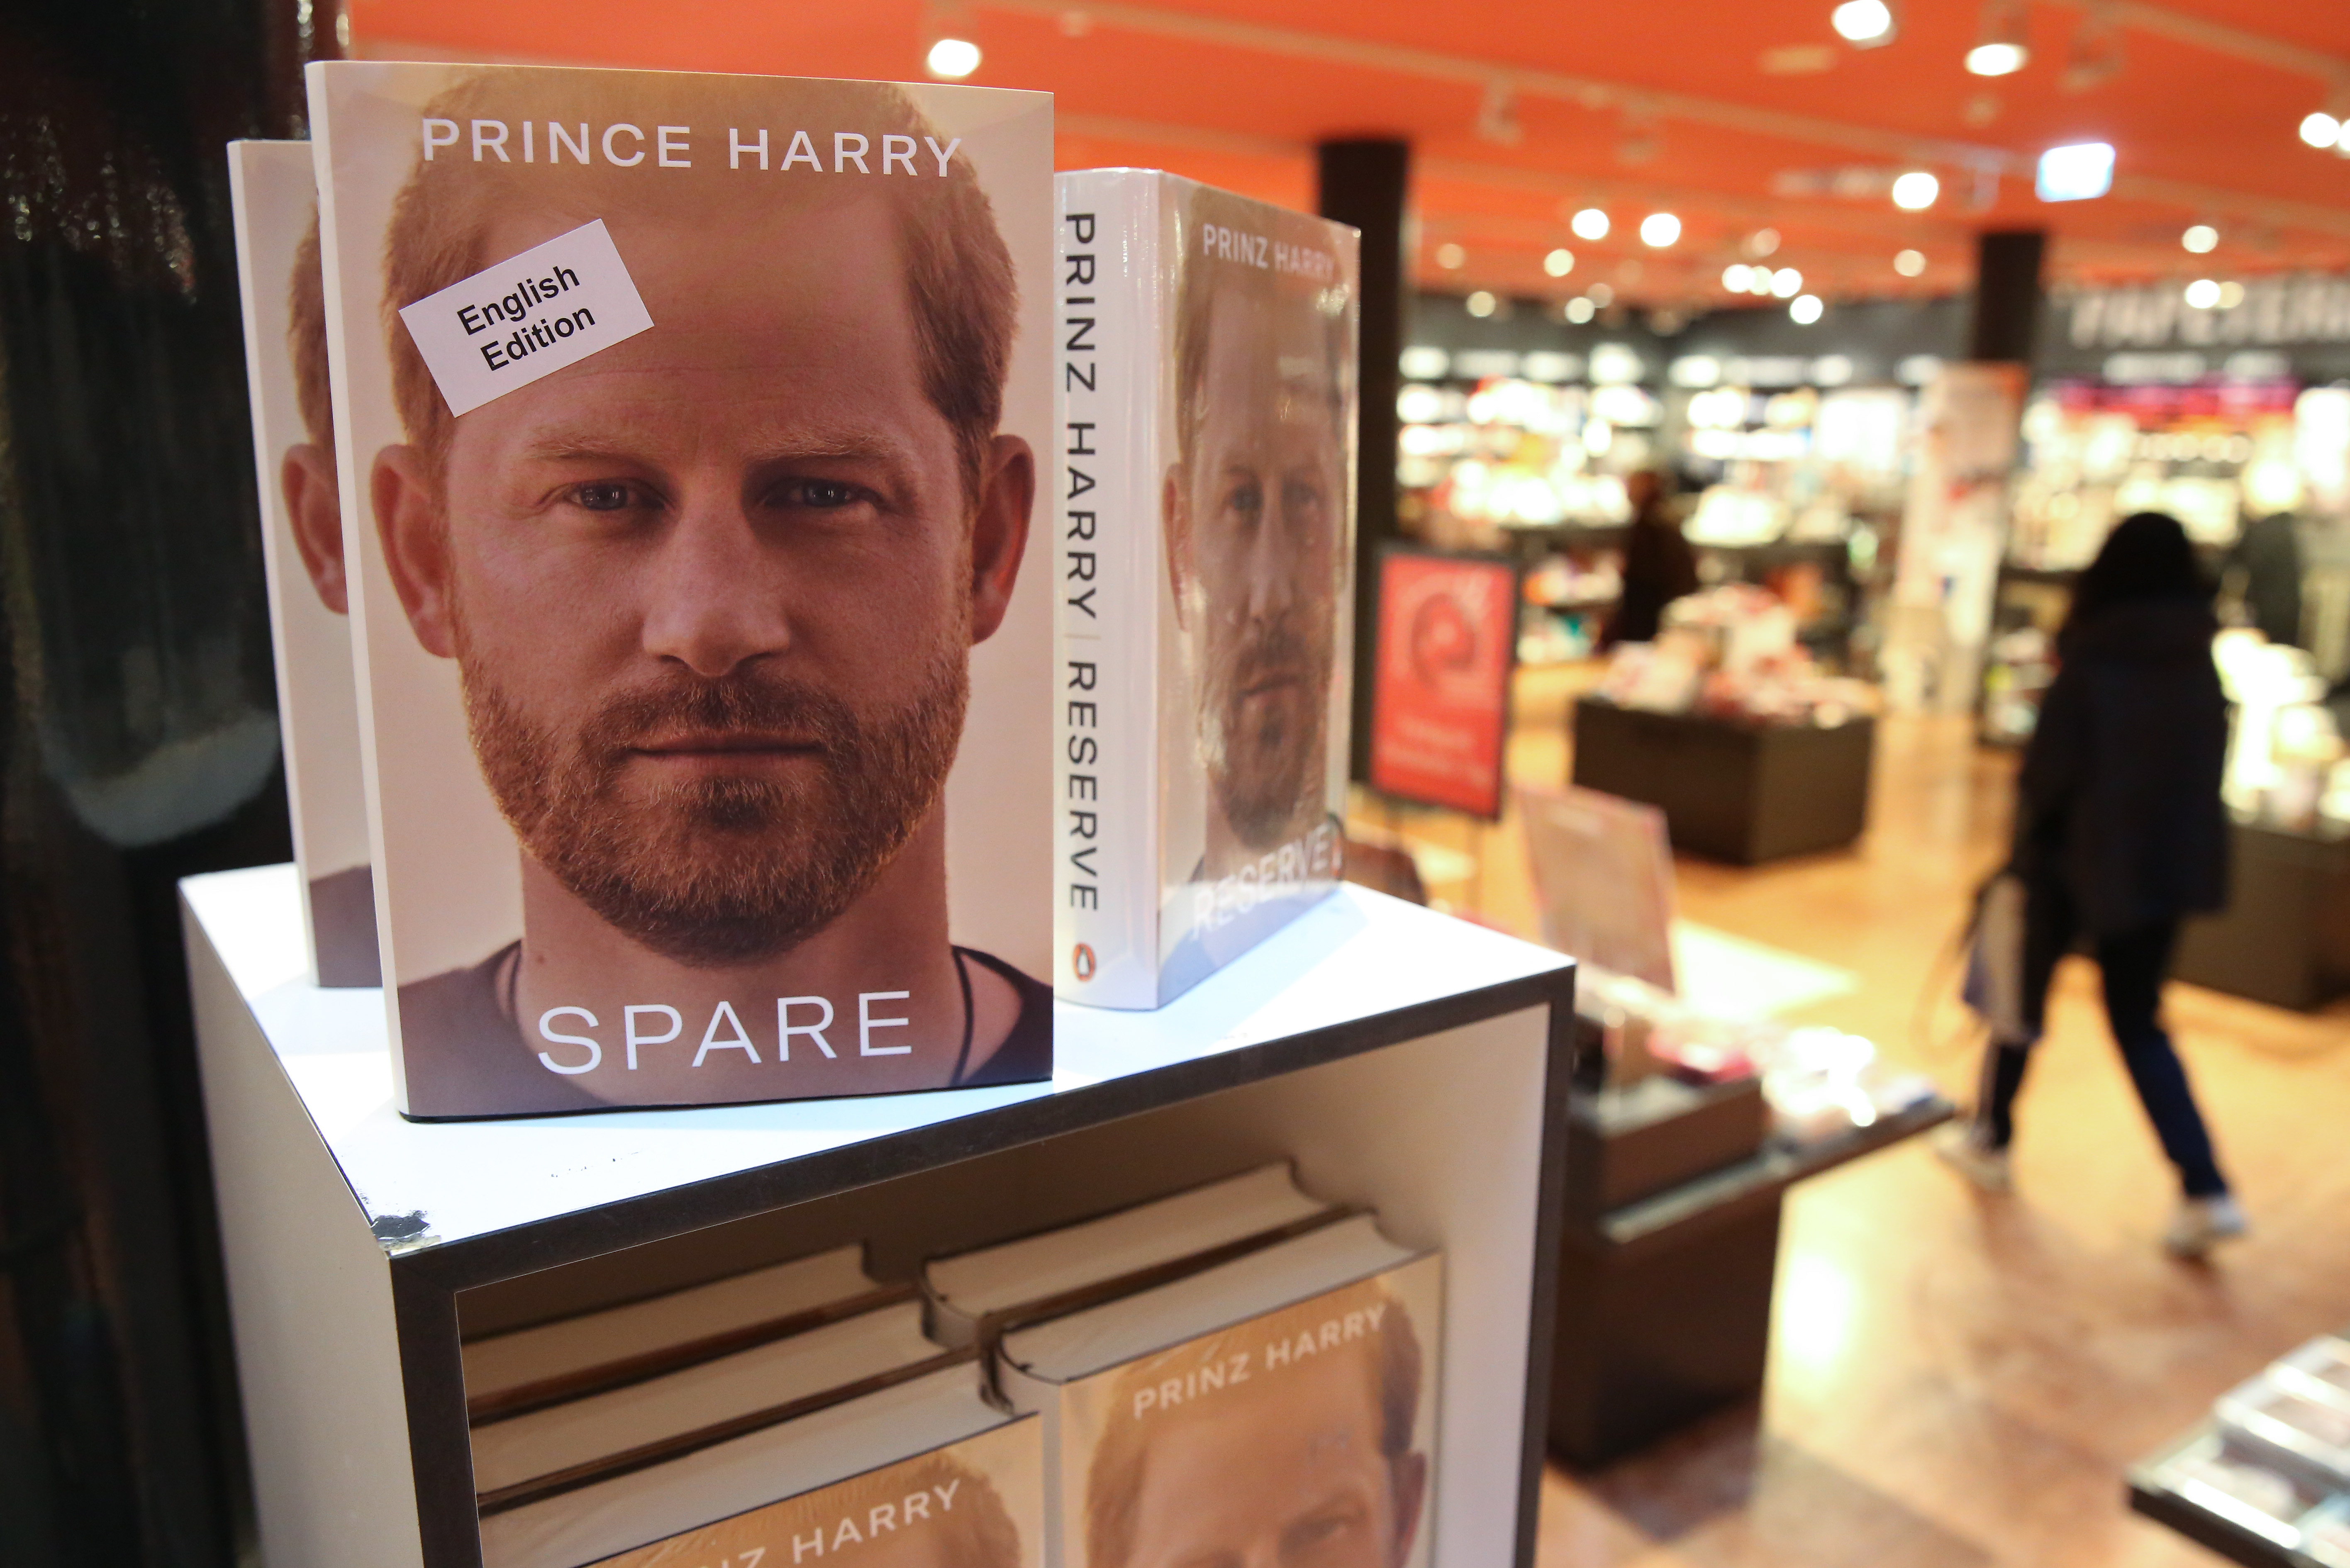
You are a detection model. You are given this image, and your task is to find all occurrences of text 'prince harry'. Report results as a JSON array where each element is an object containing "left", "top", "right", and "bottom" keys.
[{"left": 372, "top": 72, "right": 1048, "bottom": 1117}]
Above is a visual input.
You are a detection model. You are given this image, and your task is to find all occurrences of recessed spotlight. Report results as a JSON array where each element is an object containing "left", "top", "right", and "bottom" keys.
[
  {"left": 1890, "top": 170, "right": 1940, "bottom": 210},
  {"left": 1544, "top": 247, "right": 1575, "bottom": 277},
  {"left": 1831, "top": 0, "right": 1896, "bottom": 47},
  {"left": 1966, "top": 1, "right": 2030, "bottom": 78},
  {"left": 1750, "top": 228, "right": 1782, "bottom": 257},
  {"left": 1640, "top": 212, "right": 1682, "bottom": 247},
  {"left": 1749, "top": 271, "right": 1775, "bottom": 295},
  {"left": 2182, "top": 224, "right": 2218, "bottom": 253},
  {"left": 1466, "top": 290, "right": 1498, "bottom": 318},
  {"left": 2036, "top": 141, "right": 2114, "bottom": 202},
  {"left": 1894, "top": 248, "right": 1926, "bottom": 276},
  {"left": 1587, "top": 283, "right": 1616, "bottom": 307},
  {"left": 1723, "top": 263, "right": 1753, "bottom": 291},
  {"left": 1791, "top": 294, "right": 1825, "bottom": 324},
  {"left": 1564, "top": 297, "right": 1597, "bottom": 324},
  {"left": 1771, "top": 267, "right": 1804, "bottom": 298},
  {"left": 2183, "top": 278, "right": 2220, "bottom": 309},
  {"left": 1966, "top": 41, "right": 2026, "bottom": 76},
  {"left": 926, "top": 37, "right": 982, "bottom": 77},
  {"left": 1436, "top": 242, "right": 1466, "bottom": 270},
  {"left": 1571, "top": 207, "right": 1611, "bottom": 241},
  {"left": 2301, "top": 112, "right": 2342, "bottom": 149},
  {"left": 2217, "top": 280, "right": 2245, "bottom": 308}
]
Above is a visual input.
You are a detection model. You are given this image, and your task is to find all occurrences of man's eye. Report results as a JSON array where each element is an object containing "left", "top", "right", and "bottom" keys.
[
  {"left": 569, "top": 481, "right": 640, "bottom": 512},
  {"left": 1284, "top": 479, "right": 1326, "bottom": 517},
  {"left": 1226, "top": 480, "right": 1263, "bottom": 519},
  {"left": 780, "top": 480, "right": 868, "bottom": 510}
]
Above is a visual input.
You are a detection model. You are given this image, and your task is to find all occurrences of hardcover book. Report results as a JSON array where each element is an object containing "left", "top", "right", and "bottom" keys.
[
  {"left": 996, "top": 1217, "right": 1438, "bottom": 1568},
  {"left": 227, "top": 139, "right": 381, "bottom": 986},
  {"left": 305, "top": 62, "right": 1054, "bottom": 1116},
  {"left": 1053, "top": 171, "right": 1360, "bottom": 1009}
]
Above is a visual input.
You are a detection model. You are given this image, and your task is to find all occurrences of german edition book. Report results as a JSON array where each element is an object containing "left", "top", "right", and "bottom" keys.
[
  {"left": 1053, "top": 172, "right": 1360, "bottom": 1009},
  {"left": 994, "top": 1215, "right": 1438, "bottom": 1568},
  {"left": 227, "top": 140, "right": 381, "bottom": 986},
  {"left": 305, "top": 63, "right": 1054, "bottom": 1116}
]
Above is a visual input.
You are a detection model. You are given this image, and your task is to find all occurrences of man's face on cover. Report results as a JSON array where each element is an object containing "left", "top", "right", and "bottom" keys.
[
  {"left": 380, "top": 193, "right": 1020, "bottom": 965},
  {"left": 1177, "top": 290, "right": 1342, "bottom": 852},
  {"left": 1119, "top": 1348, "right": 1422, "bottom": 1568}
]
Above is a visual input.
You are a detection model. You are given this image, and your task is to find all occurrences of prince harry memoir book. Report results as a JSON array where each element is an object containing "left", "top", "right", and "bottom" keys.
[
  {"left": 1053, "top": 172, "right": 1360, "bottom": 1010},
  {"left": 305, "top": 62, "right": 1054, "bottom": 1116},
  {"left": 228, "top": 140, "right": 382, "bottom": 987}
]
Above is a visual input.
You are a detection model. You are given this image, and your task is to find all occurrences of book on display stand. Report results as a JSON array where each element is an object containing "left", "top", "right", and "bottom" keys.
[
  {"left": 303, "top": 59, "right": 1055, "bottom": 1118},
  {"left": 1052, "top": 170, "right": 1361, "bottom": 1010}
]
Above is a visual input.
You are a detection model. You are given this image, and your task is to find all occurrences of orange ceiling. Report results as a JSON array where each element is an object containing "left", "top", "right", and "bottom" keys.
[{"left": 350, "top": 0, "right": 2350, "bottom": 308}]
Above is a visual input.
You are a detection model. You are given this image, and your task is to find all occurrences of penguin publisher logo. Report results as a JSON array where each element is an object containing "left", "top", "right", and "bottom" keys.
[{"left": 1072, "top": 943, "right": 1098, "bottom": 982}]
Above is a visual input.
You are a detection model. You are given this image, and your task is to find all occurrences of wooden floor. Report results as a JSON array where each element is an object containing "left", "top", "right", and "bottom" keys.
[{"left": 1356, "top": 665, "right": 2350, "bottom": 1568}]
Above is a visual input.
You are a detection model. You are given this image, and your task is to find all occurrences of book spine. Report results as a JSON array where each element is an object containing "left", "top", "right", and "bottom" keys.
[{"left": 1052, "top": 171, "right": 1162, "bottom": 1008}]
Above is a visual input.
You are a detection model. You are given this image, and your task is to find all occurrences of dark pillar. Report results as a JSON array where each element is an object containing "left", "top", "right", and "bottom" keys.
[
  {"left": 1967, "top": 229, "right": 2047, "bottom": 363},
  {"left": 0, "top": 2, "right": 339, "bottom": 1563},
  {"left": 1317, "top": 139, "right": 1410, "bottom": 783}
]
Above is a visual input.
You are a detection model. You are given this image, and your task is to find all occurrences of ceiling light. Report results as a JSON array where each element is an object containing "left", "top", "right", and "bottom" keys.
[
  {"left": 1466, "top": 290, "right": 1498, "bottom": 318},
  {"left": 1544, "top": 248, "right": 1575, "bottom": 277},
  {"left": 926, "top": 37, "right": 982, "bottom": 77},
  {"left": 1791, "top": 294, "right": 1825, "bottom": 324},
  {"left": 1894, "top": 248, "right": 1926, "bottom": 276},
  {"left": 1571, "top": 207, "right": 1611, "bottom": 241},
  {"left": 1749, "top": 228, "right": 1781, "bottom": 257},
  {"left": 1723, "top": 263, "right": 1753, "bottom": 291},
  {"left": 1564, "top": 297, "right": 1597, "bottom": 324},
  {"left": 1831, "top": 0, "right": 1896, "bottom": 47},
  {"left": 1771, "top": 267, "right": 1804, "bottom": 298},
  {"left": 1966, "top": 0, "right": 2029, "bottom": 77},
  {"left": 1890, "top": 170, "right": 1940, "bottom": 210},
  {"left": 2182, "top": 224, "right": 2218, "bottom": 253},
  {"left": 2183, "top": 278, "right": 2220, "bottom": 309},
  {"left": 2302, "top": 112, "right": 2342, "bottom": 149},
  {"left": 1587, "top": 283, "right": 1616, "bottom": 307},
  {"left": 1436, "top": 242, "right": 1466, "bottom": 270},
  {"left": 2036, "top": 141, "right": 2114, "bottom": 201},
  {"left": 1640, "top": 212, "right": 1682, "bottom": 247},
  {"left": 2217, "top": 281, "right": 2245, "bottom": 308},
  {"left": 1750, "top": 271, "right": 1776, "bottom": 295}
]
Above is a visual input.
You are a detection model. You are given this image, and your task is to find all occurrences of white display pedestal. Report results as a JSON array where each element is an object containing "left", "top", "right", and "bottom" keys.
[{"left": 183, "top": 867, "right": 1576, "bottom": 1568}]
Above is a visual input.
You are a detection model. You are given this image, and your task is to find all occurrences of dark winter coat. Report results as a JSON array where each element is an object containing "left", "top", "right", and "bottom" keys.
[
  {"left": 2013, "top": 595, "right": 2229, "bottom": 933},
  {"left": 1603, "top": 511, "right": 1699, "bottom": 648}
]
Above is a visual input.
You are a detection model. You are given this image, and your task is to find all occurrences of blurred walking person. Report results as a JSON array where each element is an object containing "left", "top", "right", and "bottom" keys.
[
  {"left": 1599, "top": 469, "right": 1698, "bottom": 650},
  {"left": 1940, "top": 512, "right": 2243, "bottom": 1256}
]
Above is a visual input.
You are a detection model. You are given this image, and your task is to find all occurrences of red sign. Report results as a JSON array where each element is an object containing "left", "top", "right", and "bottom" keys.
[{"left": 1368, "top": 549, "right": 1518, "bottom": 818}]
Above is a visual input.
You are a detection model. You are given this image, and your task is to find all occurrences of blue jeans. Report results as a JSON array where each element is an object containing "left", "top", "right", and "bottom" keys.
[{"left": 1977, "top": 877, "right": 2229, "bottom": 1198}]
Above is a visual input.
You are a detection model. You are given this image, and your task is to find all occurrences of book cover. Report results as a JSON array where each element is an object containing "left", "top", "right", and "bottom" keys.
[
  {"left": 1054, "top": 172, "right": 1360, "bottom": 1009},
  {"left": 1029, "top": 1253, "right": 1437, "bottom": 1568},
  {"left": 305, "top": 63, "right": 1053, "bottom": 1116},
  {"left": 580, "top": 1419, "right": 1043, "bottom": 1568},
  {"left": 227, "top": 139, "right": 381, "bottom": 986}
]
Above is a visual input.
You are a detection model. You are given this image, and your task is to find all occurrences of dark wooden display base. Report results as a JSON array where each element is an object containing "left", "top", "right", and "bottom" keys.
[
  {"left": 2175, "top": 819, "right": 2350, "bottom": 1010},
  {"left": 1547, "top": 1086, "right": 1950, "bottom": 1468},
  {"left": 1570, "top": 698, "right": 1875, "bottom": 865}
]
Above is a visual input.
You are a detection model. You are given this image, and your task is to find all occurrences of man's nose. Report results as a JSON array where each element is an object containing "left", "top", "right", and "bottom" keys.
[
  {"left": 638, "top": 496, "right": 793, "bottom": 678},
  {"left": 1244, "top": 506, "right": 1301, "bottom": 622}
]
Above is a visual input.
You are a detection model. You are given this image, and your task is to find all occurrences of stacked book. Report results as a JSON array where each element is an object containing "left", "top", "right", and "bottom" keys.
[{"left": 455, "top": 1166, "right": 1439, "bottom": 1568}]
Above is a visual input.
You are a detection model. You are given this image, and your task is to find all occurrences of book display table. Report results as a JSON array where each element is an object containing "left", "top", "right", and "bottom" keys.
[
  {"left": 2174, "top": 818, "right": 2350, "bottom": 1010},
  {"left": 1570, "top": 699, "right": 1876, "bottom": 866},
  {"left": 184, "top": 867, "right": 1576, "bottom": 1568}
]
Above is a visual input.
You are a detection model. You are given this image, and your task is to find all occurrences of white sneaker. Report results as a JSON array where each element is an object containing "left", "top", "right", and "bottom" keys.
[
  {"left": 2165, "top": 1195, "right": 2248, "bottom": 1258},
  {"left": 1932, "top": 1122, "right": 2012, "bottom": 1192}
]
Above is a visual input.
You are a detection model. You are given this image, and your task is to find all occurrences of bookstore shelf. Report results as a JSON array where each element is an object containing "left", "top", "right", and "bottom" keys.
[{"left": 184, "top": 865, "right": 1578, "bottom": 1568}]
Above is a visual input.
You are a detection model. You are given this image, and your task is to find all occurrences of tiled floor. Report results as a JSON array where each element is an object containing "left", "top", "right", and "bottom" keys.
[{"left": 1360, "top": 667, "right": 2350, "bottom": 1567}]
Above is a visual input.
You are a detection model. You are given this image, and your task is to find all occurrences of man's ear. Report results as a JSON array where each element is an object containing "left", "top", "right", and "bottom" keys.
[
  {"left": 1389, "top": 1451, "right": 1429, "bottom": 1567},
  {"left": 1163, "top": 463, "right": 1191, "bottom": 632},
  {"left": 968, "top": 433, "right": 1035, "bottom": 646},
  {"left": 372, "top": 444, "right": 459, "bottom": 660},
  {"left": 281, "top": 444, "right": 349, "bottom": 616}
]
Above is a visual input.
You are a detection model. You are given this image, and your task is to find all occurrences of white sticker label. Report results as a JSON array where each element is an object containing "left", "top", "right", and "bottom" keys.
[{"left": 396, "top": 219, "right": 653, "bottom": 418}]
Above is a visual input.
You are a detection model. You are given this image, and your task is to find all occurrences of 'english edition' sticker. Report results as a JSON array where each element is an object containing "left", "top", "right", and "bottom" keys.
[{"left": 397, "top": 219, "right": 653, "bottom": 418}]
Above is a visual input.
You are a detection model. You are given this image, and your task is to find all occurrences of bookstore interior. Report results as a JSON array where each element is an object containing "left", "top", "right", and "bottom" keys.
[{"left": 8, "top": 7, "right": 2350, "bottom": 1568}]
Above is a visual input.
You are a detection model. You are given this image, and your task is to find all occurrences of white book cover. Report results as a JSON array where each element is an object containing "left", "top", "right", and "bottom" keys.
[
  {"left": 1000, "top": 1226, "right": 1437, "bottom": 1568},
  {"left": 305, "top": 63, "right": 1053, "bottom": 1116},
  {"left": 1053, "top": 171, "right": 1360, "bottom": 1009},
  {"left": 227, "top": 139, "right": 380, "bottom": 986}
]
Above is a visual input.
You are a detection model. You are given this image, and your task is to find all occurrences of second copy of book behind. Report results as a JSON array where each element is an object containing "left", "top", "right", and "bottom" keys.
[
  {"left": 227, "top": 139, "right": 381, "bottom": 987},
  {"left": 1053, "top": 171, "right": 1360, "bottom": 1009},
  {"left": 306, "top": 62, "right": 1054, "bottom": 1117}
]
